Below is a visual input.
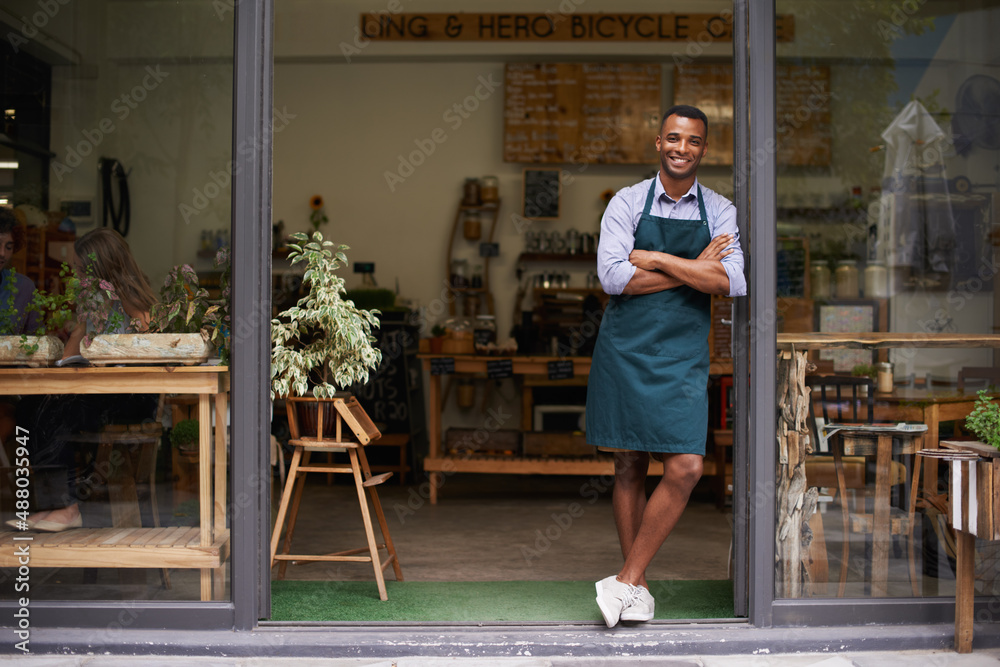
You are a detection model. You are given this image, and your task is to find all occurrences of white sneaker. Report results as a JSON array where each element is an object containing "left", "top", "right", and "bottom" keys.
[
  {"left": 595, "top": 575, "right": 642, "bottom": 628},
  {"left": 619, "top": 584, "right": 654, "bottom": 622}
]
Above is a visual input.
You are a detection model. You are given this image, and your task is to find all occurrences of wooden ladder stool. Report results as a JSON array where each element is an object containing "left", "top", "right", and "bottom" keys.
[{"left": 269, "top": 396, "right": 403, "bottom": 601}]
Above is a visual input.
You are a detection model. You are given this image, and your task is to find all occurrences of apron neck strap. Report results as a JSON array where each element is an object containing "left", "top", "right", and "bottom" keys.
[
  {"left": 695, "top": 185, "right": 707, "bottom": 222},
  {"left": 643, "top": 179, "right": 658, "bottom": 215},
  {"left": 644, "top": 179, "right": 708, "bottom": 221}
]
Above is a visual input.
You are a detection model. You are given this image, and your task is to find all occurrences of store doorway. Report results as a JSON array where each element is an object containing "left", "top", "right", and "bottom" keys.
[{"left": 266, "top": 4, "right": 747, "bottom": 624}]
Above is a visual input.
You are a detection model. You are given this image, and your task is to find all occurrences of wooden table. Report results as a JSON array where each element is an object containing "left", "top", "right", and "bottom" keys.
[
  {"left": 775, "top": 333, "right": 1000, "bottom": 598},
  {"left": 0, "top": 366, "right": 229, "bottom": 601},
  {"left": 874, "top": 388, "right": 993, "bottom": 495}
]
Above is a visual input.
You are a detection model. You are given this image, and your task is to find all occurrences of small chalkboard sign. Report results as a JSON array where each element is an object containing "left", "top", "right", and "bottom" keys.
[
  {"left": 547, "top": 359, "right": 575, "bottom": 380},
  {"left": 479, "top": 242, "right": 499, "bottom": 257},
  {"left": 430, "top": 357, "right": 455, "bottom": 375},
  {"left": 776, "top": 237, "right": 809, "bottom": 298},
  {"left": 523, "top": 168, "right": 561, "bottom": 219},
  {"left": 487, "top": 358, "right": 514, "bottom": 379}
]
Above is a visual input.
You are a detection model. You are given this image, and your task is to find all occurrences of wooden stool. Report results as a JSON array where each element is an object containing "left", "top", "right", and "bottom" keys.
[{"left": 269, "top": 396, "right": 403, "bottom": 601}]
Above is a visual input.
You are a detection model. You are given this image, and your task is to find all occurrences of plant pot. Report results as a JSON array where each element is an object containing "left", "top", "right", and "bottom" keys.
[
  {"left": 81, "top": 333, "right": 214, "bottom": 366},
  {"left": 291, "top": 392, "right": 353, "bottom": 439},
  {"left": 175, "top": 441, "right": 199, "bottom": 454},
  {"left": 0, "top": 335, "right": 64, "bottom": 367},
  {"left": 429, "top": 336, "right": 444, "bottom": 354}
]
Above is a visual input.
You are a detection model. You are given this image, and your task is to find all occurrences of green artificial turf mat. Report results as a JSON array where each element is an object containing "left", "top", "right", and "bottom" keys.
[{"left": 270, "top": 579, "right": 733, "bottom": 622}]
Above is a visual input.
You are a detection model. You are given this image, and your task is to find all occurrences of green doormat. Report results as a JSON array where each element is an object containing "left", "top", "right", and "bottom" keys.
[{"left": 270, "top": 580, "right": 733, "bottom": 623}]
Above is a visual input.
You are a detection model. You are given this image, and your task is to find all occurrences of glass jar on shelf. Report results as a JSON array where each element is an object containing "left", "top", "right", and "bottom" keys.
[
  {"left": 864, "top": 261, "right": 888, "bottom": 298},
  {"left": 810, "top": 260, "right": 831, "bottom": 299},
  {"left": 835, "top": 259, "right": 860, "bottom": 298},
  {"left": 474, "top": 314, "right": 497, "bottom": 347},
  {"left": 480, "top": 175, "right": 499, "bottom": 203},
  {"left": 450, "top": 258, "right": 468, "bottom": 288},
  {"left": 463, "top": 210, "right": 482, "bottom": 240},
  {"left": 462, "top": 178, "right": 481, "bottom": 206}
]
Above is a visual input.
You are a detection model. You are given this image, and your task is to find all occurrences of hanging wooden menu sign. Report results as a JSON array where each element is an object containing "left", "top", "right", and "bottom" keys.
[
  {"left": 672, "top": 63, "right": 831, "bottom": 166},
  {"left": 503, "top": 63, "right": 661, "bottom": 164}
]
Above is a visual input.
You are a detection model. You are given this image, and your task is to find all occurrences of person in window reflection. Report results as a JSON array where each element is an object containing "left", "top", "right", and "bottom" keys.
[
  {"left": 0, "top": 208, "right": 39, "bottom": 335},
  {"left": 8, "top": 228, "right": 157, "bottom": 532},
  {"left": 0, "top": 208, "right": 40, "bottom": 468},
  {"left": 586, "top": 105, "right": 747, "bottom": 627}
]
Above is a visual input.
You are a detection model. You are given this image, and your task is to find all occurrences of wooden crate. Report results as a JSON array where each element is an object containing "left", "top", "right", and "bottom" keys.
[
  {"left": 445, "top": 427, "right": 520, "bottom": 456},
  {"left": 522, "top": 431, "right": 593, "bottom": 458}
]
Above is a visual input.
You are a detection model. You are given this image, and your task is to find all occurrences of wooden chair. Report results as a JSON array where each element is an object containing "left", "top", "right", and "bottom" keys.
[
  {"left": 805, "top": 375, "right": 926, "bottom": 597},
  {"left": 269, "top": 396, "right": 402, "bottom": 601},
  {"left": 957, "top": 366, "right": 1000, "bottom": 392}
]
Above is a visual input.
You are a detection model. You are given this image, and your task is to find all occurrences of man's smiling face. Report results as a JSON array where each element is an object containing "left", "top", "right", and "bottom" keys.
[{"left": 655, "top": 114, "right": 708, "bottom": 183}]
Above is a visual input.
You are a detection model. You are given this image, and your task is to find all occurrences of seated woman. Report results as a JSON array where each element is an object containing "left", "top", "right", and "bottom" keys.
[{"left": 11, "top": 228, "right": 158, "bottom": 532}]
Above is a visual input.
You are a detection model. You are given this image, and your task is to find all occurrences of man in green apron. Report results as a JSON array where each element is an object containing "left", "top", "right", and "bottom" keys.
[{"left": 586, "top": 105, "right": 746, "bottom": 627}]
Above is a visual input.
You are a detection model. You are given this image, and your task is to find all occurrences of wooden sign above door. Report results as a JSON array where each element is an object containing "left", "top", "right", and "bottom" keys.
[{"left": 359, "top": 13, "right": 795, "bottom": 42}]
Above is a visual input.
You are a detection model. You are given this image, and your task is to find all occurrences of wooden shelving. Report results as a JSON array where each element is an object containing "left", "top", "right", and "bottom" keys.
[
  {"left": 517, "top": 252, "right": 597, "bottom": 263},
  {"left": 445, "top": 200, "right": 501, "bottom": 317}
]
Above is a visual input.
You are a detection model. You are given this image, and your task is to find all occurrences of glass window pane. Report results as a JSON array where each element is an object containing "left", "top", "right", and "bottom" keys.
[
  {"left": 0, "top": 1, "right": 233, "bottom": 602},
  {"left": 775, "top": 0, "right": 999, "bottom": 599}
]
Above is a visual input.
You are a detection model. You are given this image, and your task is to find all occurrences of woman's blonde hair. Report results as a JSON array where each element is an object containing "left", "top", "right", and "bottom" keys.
[{"left": 74, "top": 228, "right": 157, "bottom": 313}]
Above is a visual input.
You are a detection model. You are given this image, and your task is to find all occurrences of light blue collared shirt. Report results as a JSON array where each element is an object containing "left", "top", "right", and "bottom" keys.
[{"left": 596, "top": 175, "right": 746, "bottom": 298}]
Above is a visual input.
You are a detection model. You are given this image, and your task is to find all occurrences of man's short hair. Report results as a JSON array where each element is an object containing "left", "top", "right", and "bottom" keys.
[{"left": 660, "top": 105, "right": 709, "bottom": 136}]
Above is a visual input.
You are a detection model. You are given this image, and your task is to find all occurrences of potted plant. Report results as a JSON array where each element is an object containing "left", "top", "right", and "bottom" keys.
[
  {"left": 80, "top": 247, "right": 230, "bottom": 366},
  {"left": 170, "top": 418, "right": 200, "bottom": 454},
  {"left": 270, "top": 231, "right": 382, "bottom": 434},
  {"left": 0, "top": 263, "right": 75, "bottom": 366},
  {"left": 429, "top": 324, "right": 446, "bottom": 354}
]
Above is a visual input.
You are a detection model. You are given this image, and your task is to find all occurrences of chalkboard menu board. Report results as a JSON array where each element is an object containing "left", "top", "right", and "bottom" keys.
[
  {"left": 776, "top": 237, "right": 809, "bottom": 298},
  {"left": 503, "top": 62, "right": 661, "bottom": 164},
  {"left": 673, "top": 64, "right": 831, "bottom": 166},
  {"left": 523, "top": 168, "right": 561, "bottom": 218},
  {"left": 353, "top": 323, "right": 422, "bottom": 434}
]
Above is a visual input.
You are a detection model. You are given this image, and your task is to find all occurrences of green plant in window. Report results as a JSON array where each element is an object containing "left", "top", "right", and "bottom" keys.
[
  {"left": 851, "top": 363, "right": 877, "bottom": 380},
  {"left": 965, "top": 389, "right": 1000, "bottom": 451},
  {"left": 149, "top": 246, "right": 231, "bottom": 363},
  {"left": 270, "top": 231, "right": 381, "bottom": 400},
  {"left": 169, "top": 418, "right": 200, "bottom": 452}
]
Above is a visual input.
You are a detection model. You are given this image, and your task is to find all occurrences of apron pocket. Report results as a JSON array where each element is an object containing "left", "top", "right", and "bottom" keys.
[{"left": 609, "top": 300, "right": 709, "bottom": 359}]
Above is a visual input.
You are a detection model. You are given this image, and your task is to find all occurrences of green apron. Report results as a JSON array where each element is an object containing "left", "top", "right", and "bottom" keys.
[{"left": 586, "top": 181, "right": 712, "bottom": 454}]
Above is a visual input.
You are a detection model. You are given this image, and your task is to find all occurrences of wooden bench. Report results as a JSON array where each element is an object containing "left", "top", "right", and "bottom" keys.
[{"left": 0, "top": 526, "right": 229, "bottom": 569}]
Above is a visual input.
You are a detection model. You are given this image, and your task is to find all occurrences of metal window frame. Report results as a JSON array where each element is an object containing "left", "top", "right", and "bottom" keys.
[{"left": 746, "top": 0, "right": 778, "bottom": 628}]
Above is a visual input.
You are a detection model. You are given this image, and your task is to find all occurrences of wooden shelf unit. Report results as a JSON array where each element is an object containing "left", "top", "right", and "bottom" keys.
[
  {"left": 445, "top": 200, "right": 501, "bottom": 317},
  {"left": 422, "top": 454, "right": 721, "bottom": 477}
]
